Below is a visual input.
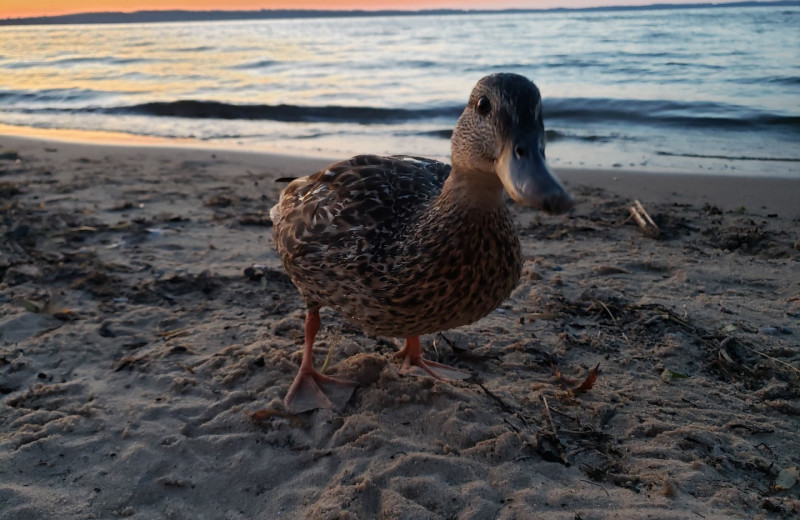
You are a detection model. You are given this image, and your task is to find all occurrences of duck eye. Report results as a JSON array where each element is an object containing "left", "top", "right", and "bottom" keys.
[{"left": 476, "top": 96, "right": 491, "bottom": 116}]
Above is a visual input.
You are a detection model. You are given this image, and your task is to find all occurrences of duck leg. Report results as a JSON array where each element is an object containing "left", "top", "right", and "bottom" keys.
[
  {"left": 396, "top": 336, "right": 469, "bottom": 380},
  {"left": 284, "top": 310, "right": 357, "bottom": 413}
]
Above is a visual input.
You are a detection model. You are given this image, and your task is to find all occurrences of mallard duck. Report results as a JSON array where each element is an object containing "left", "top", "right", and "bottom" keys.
[{"left": 271, "top": 73, "right": 572, "bottom": 412}]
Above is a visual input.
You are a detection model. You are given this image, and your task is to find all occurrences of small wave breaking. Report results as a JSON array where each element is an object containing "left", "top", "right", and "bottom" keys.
[
  {"left": 3, "top": 97, "right": 792, "bottom": 133},
  {"left": 102, "top": 101, "right": 463, "bottom": 124},
  {"left": 2, "top": 95, "right": 799, "bottom": 153}
]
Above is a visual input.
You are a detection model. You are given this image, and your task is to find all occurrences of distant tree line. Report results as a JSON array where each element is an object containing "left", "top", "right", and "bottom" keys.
[{"left": 2, "top": 2, "right": 798, "bottom": 26}]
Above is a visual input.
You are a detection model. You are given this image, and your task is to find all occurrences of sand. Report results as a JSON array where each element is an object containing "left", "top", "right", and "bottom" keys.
[{"left": 1, "top": 134, "right": 798, "bottom": 519}]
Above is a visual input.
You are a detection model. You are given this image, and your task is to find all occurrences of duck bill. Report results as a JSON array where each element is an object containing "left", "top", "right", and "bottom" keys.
[{"left": 495, "top": 135, "right": 573, "bottom": 214}]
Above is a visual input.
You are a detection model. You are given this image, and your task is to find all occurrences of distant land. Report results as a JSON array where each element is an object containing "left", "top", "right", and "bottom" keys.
[{"left": 1, "top": 1, "right": 798, "bottom": 25}]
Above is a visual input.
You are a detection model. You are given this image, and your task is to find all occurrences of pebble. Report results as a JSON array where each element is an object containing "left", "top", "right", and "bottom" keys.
[{"left": 146, "top": 228, "right": 164, "bottom": 239}]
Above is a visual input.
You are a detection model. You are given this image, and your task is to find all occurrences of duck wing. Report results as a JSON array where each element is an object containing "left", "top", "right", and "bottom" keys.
[{"left": 273, "top": 154, "right": 450, "bottom": 264}]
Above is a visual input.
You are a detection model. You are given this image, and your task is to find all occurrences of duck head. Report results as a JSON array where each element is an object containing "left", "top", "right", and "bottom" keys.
[{"left": 451, "top": 73, "right": 573, "bottom": 214}]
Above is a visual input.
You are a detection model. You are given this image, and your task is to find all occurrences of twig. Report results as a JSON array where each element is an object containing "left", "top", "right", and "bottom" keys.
[
  {"left": 319, "top": 345, "right": 334, "bottom": 374},
  {"left": 503, "top": 417, "right": 521, "bottom": 434},
  {"left": 548, "top": 405, "right": 578, "bottom": 422},
  {"left": 579, "top": 478, "right": 611, "bottom": 499},
  {"left": 628, "top": 199, "right": 660, "bottom": 237},
  {"left": 739, "top": 343, "right": 800, "bottom": 378},
  {"left": 596, "top": 300, "right": 617, "bottom": 324},
  {"left": 437, "top": 332, "right": 457, "bottom": 349},
  {"left": 431, "top": 337, "right": 441, "bottom": 361},
  {"left": 542, "top": 395, "right": 557, "bottom": 436},
  {"left": 645, "top": 305, "right": 696, "bottom": 333},
  {"left": 319, "top": 334, "right": 340, "bottom": 374},
  {"left": 479, "top": 383, "right": 519, "bottom": 415},
  {"left": 539, "top": 395, "right": 569, "bottom": 466}
]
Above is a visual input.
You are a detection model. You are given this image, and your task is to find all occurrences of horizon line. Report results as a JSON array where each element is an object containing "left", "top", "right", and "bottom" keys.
[{"left": 1, "top": 0, "right": 797, "bottom": 25}]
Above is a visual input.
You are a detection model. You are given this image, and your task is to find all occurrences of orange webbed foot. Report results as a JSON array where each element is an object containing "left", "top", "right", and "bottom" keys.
[
  {"left": 284, "top": 369, "right": 357, "bottom": 413},
  {"left": 396, "top": 336, "right": 469, "bottom": 381}
]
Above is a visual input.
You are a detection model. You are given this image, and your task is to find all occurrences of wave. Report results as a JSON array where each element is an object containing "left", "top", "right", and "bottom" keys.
[
  {"left": 543, "top": 98, "right": 800, "bottom": 132},
  {"left": 113, "top": 98, "right": 800, "bottom": 132},
  {"left": 101, "top": 100, "right": 464, "bottom": 124},
  {"left": 2, "top": 96, "right": 798, "bottom": 133},
  {"left": 768, "top": 75, "right": 800, "bottom": 85},
  {"left": 543, "top": 129, "right": 623, "bottom": 143},
  {"left": 2, "top": 56, "right": 151, "bottom": 69},
  {"left": 0, "top": 88, "right": 110, "bottom": 104},
  {"left": 656, "top": 151, "right": 800, "bottom": 163},
  {"left": 229, "top": 59, "right": 280, "bottom": 70}
]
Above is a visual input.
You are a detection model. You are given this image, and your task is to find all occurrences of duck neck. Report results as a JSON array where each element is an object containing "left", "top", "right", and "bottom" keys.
[{"left": 440, "top": 165, "right": 506, "bottom": 209}]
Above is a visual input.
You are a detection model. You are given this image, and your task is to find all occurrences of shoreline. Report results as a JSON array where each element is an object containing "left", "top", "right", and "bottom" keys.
[{"left": 3, "top": 130, "right": 800, "bottom": 219}]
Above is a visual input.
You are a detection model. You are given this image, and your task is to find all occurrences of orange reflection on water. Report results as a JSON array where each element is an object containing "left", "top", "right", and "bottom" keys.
[{"left": 0, "top": 21, "right": 326, "bottom": 105}]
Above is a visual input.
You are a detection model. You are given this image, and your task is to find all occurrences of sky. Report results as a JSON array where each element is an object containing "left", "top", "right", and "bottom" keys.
[{"left": 0, "top": 1, "right": 720, "bottom": 19}]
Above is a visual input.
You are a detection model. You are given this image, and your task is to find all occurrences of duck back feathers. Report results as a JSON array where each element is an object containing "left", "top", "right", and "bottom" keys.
[{"left": 271, "top": 154, "right": 521, "bottom": 337}]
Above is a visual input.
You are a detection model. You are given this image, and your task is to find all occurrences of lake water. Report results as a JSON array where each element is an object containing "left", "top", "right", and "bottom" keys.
[{"left": 1, "top": 5, "right": 799, "bottom": 176}]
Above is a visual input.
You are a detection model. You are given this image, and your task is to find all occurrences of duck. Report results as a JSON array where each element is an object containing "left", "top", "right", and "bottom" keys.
[{"left": 270, "top": 73, "right": 573, "bottom": 413}]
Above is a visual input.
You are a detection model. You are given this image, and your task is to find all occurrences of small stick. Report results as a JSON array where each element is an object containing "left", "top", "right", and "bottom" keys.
[
  {"left": 629, "top": 199, "right": 660, "bottom": 237},
  {"left": 596, "top": 300, "right": 618, "bottom": 324},
  {"left": 579, "top": 478, "right": 611, "bottom": 499},
  {"left": 319, "top": 346, "right": 333, "bottom": 374},
  {"left": 319, "top": 333, "right": 340, "bottom": 374},
  {"left": 740, "top": 343, "right": 800, "bottom": 377},
  {"left": 542, "top": 395, "right": 557, "bottom": 436},
  {"left": 431, "top": 337, "right": 441, "bottom": 361}
]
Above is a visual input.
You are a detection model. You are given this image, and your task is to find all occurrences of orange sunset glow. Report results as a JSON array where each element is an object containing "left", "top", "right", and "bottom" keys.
[{"left": 1, "top": 0, "right": 709, "bottom": 19}]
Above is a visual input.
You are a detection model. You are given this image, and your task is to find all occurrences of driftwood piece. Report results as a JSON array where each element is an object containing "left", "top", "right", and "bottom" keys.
[{"left": 628, "top": 199, "right": 660, "bottom": 237}]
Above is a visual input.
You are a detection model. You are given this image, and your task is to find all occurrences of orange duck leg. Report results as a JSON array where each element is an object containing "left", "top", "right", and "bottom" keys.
[
  {"left": 396, "top": 336, "right": 469, "bottom": 381},
  {"left": 284, "top": 310, "right": 357, "bottom": 413}
]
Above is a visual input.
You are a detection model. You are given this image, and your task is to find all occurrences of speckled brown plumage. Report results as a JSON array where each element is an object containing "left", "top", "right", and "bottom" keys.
[
  {"left": 273, "top": 154, "right": 521, "bottom": 337},
  {"left": 270, "top": 73, "right": 572, "bottom": 412}
]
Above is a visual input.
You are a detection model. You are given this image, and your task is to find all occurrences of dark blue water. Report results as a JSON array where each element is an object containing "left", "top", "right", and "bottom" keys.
[{"left": 1, "top": 5, "right": 798, "bottom": 176}]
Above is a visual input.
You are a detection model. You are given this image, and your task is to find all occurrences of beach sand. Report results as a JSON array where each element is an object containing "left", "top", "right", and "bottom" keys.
[{"left": 1, "top": 134, "right": 798, "bottom": 519}]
